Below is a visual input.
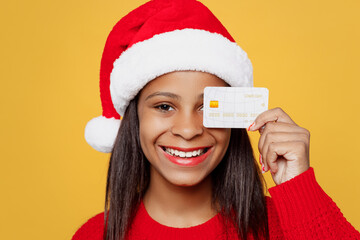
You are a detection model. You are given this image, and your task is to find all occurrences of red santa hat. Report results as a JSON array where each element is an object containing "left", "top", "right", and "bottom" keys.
[{"left": 85, "top": 0, "right": 253, "bottom": 153}]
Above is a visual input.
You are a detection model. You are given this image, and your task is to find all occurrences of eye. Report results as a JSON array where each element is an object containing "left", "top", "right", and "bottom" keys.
[
  {"left": 155, "top": 104, "right": 174, "bottom": 112},
  {"left": 199, "top": 104, "right": 203, "bottom": 111}
]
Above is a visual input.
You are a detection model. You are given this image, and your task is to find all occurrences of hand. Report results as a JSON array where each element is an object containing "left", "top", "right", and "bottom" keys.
[{"left": 248, "top": 107, "right": 310, "bottom": 185}]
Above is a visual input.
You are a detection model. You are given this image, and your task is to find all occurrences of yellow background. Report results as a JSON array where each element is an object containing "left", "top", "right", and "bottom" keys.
[{"left": 1, "top": 0, "right": 359, "bottom": 239}]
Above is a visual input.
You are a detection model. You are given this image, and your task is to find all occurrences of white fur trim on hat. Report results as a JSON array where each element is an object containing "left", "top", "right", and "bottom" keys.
[
  {"left": 110, "top": 28, "right": 253, "bottom": 116},
  {"left": 84, "top": 116, "right": 121, "bottom": 153}
]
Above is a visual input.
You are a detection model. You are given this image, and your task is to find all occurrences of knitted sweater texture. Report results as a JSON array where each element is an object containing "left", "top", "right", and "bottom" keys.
[{"left": 72, "top": 168, "right": 360, "bottom": 239}]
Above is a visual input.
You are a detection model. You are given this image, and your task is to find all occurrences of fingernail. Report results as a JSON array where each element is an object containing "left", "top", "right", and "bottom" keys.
[
  {"left": 261, "top": 163, "right": 265, "bottom": 174},
  {"left": 247, "top": 122, "right": 255, "bottom": 131},
  {"left": 259, "top": 154, "right": 262, "bottom": 165}
]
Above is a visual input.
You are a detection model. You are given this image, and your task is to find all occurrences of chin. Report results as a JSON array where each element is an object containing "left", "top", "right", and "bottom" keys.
[{"left": 163, "top": 171, "right": 210, "bottom": 187}]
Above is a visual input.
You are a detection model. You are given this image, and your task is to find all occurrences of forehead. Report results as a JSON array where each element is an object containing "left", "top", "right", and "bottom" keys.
[{"left": 139, "top": 71, "right": 228, "bottom": 98}]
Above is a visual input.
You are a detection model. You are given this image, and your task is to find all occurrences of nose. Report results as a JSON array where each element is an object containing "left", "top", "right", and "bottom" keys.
[{"left": 171, "top": 111, "right": 204, "bottom": 140}]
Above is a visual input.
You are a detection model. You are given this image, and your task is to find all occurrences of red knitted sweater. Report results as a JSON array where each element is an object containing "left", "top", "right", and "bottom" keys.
[{"left": 72, "top": 168, "right": 360, "bottom": 239}]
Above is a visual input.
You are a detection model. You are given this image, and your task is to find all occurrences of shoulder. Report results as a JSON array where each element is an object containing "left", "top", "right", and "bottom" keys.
[{"left": 72, "top": 212, "right": 105, "bottom": 240}]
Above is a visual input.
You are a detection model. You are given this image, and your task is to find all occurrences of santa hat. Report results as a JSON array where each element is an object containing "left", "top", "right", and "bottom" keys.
[{"left": 85, "top": 0, "right": 253, "bottom": 153}]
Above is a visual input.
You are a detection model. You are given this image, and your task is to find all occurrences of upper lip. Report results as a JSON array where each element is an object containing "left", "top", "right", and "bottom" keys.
[{"left": 161, "top": 145, "right": 212, "bottom": 151}]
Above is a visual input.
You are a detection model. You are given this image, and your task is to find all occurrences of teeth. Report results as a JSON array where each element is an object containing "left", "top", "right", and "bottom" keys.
[{"left": 164, "top": 147, "right": 206, "bottom": 158}]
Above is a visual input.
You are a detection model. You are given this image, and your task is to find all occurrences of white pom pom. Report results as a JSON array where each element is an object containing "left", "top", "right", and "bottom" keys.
[{"left": 84, "top": 116, "right": 121, "bottom": 153}]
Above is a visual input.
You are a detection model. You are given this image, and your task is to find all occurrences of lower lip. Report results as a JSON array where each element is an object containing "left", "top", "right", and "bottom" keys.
[{"left": 161, "top": 147, "right": 213, "bottom": 167}]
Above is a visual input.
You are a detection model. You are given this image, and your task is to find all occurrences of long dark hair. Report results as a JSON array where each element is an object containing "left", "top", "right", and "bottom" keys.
[{"left": 103, "top": 96, "right": 269, "bottom": 240}]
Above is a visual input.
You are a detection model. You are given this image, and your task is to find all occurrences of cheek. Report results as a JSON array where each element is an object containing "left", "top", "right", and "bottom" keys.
[
  {"left": 211, "top": 129, "right": 231, "bottom": 154},
  {"left": 138, "top": 112, "right": 169, "bottom": 152},
  {"left": 213, "top": 129, "right": 231, "bottom": 145}
]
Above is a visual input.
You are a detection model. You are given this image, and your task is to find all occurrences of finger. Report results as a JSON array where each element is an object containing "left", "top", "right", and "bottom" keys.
[
  {"left": 258, "top": 121, "right": 306, "bottom": 136},
  {"left": 265, "top": 141, "right": 307, "bottom": 174},
  {"left": 260, "top": 132, "right": 309, "bottom": 172},
  {"left": 258, "top": 122, "right": 307, "bottom": 170},
  {"left": 258, "top": 122, "right": 309, "bottom": 150},
  {"left": 258, "top": 125, "right": 266, "bottom": 135},
  {"left": 248, "top": 107, "right": 297, "bottom": 131}
]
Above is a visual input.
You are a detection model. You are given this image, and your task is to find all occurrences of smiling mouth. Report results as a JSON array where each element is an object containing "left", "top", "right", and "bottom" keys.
[{"left": 160, "top": 146, "right": 210, "bottom": 158}]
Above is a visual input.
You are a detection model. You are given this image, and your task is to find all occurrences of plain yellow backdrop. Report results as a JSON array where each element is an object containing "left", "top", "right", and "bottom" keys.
[{"left": 1, "top": 0, "right": 359, "bottom": 239}]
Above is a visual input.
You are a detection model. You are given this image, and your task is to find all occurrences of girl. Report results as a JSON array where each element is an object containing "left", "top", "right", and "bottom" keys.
[{"left": 73, "top": 0, "right": 360, "bottom": 239}]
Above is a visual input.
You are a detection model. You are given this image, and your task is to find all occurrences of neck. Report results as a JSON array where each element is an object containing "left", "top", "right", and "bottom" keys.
[{"left": 143, "top": 166, "right": 218, "bottom": 228}]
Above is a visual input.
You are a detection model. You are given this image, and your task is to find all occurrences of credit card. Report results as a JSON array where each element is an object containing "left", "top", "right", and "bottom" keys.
[{"left": 203, "top": 87, "right": 269, "bottom": 128}]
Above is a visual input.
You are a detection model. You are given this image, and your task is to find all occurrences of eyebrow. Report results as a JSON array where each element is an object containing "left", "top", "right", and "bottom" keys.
[
  {"left": 145, "top": 92, "right": 180, "bottom": 101},
  {"left": 145, "top": 91, "right": 204, "bottom": 101}
]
